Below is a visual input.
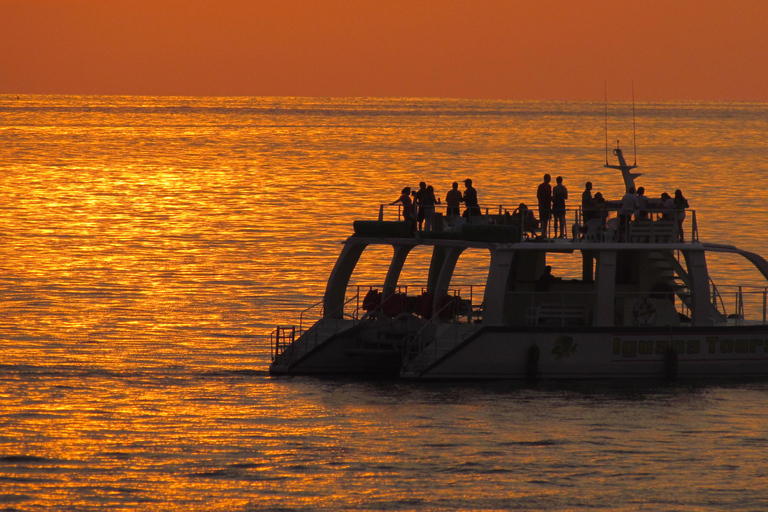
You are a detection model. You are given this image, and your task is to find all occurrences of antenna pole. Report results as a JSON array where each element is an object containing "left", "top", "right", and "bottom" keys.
[
  {"left": 632, "top": 82, "right": 637, "bottom": 166},
  {"left": 604, "top": 82, "right": 609, "bottom": 165}
]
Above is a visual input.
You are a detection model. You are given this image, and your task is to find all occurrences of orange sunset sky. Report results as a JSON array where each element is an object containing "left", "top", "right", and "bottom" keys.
[{"left": 2, "top": 0, "right": 767, "bottom": 101}]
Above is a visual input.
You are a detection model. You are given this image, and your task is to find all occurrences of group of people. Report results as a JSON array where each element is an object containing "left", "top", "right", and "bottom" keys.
[
  {"left": 582, "top": 182, "right": 690, "bottom": 241},
  {"left": 391, "top": 175, "right": 690, "bottom": 241},
  {"left": 536, "top": 174, "right": 569, "bottom": 238},
  {"left": 391, "top": 179, "right": 480, "bottom": 232}
]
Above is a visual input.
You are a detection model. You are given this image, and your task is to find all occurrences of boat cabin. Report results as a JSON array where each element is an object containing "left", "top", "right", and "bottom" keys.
[{"left": 322, "top": 210, "right": 713, "bottom": 332}]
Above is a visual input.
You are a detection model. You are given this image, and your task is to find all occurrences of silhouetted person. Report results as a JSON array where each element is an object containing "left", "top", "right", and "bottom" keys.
[
  {"left": 391, "top": 186, "right": 415, "bottom": 232},
  {"left": 462, "top": 179, "right": 481, "bottom": 219},
  {"left": 414, "top": 182, "right": 428, "bottom": 230},
  {"left": 537, "top": 174, "right": 552, "bottom": 237},
  {"left": 535, "top": 265, "right": 559, "bottom": 292},
  {"left": 674, "top": 189, "right": 689, "bottom": 241},
  {"left": 422, "top": 185, "right": 440, "bottom": 231},
  {"left": 619, "top": 186, "right": 638, "bottom": 241},
  {"left": 582, "top": 181, "right": 595, "bottom": 222},
  {"left": 636, "top": 186, "right": 649, "bottom": 220},
  {"left": 552, "top": 176, "right": 568, "bottom": 238},
  {"left": 511, "top": 203, "right": 539, "bottom": 237},
  {"left": 445, "top": 181, "right": 462, "bottom": 217},
  {"left": 594, "top": 192, "right": 607, "bottom": 226},
  {"left": 660, "top": 192, "right": 674, "bottom": 220}
]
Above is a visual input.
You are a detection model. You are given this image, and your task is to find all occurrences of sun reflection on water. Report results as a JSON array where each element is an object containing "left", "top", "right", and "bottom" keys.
[{"left": 2, "top": 96, "right": 768, "bottom": 509}]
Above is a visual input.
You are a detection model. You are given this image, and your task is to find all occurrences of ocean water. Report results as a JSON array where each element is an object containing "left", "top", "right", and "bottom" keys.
[{"left": 1, "top": 95, "right": 768, "bottom": 510}]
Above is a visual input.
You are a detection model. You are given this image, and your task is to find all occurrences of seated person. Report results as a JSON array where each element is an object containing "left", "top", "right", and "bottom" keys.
[
  {"left": 594, "top": 192, "right": 608, "bottom": 225},
  {"left": 510, "top": 203, "right": 539, "bottom": 234},
  {"left": 535, "top": 265, "right": 560, "bottom": 291}
]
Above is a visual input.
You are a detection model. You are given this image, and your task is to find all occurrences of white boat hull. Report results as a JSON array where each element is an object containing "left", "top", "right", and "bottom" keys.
[
  {"left": 270, "top": 316, "right": 417, "bottom": 377},
  {"left": 406, "top": 326, "right": 768, "bottom": 379}
]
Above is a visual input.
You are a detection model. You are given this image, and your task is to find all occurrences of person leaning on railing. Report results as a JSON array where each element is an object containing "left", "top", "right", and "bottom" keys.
[
  {"left": 658, "top": 192, "right": 673, "bottom": 220},
  {"left": 581, "top": 181, "right": 595, "bottom": 222},
  {"left": 445, "top": 181, "right": 462, "bottom": 218},
  {"left": 391, "top": 186, "right": 416, "bottom": 232},
  {"left": 461, "top": 179, "right": 481, "bottom": 218},
  {"left": 594, "top": 192, "right": 607, "bottom": 226},
  {"left": 618, "top": 187, "right": 638, "bottom": 241},
  {"left": 673, "top": 189, "right": 689, "bottom": 242}
]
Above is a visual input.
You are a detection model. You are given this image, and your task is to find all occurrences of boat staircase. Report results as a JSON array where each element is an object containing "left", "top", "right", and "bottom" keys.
[
  {"left": 271, "top": 295, "right": 427, "bottom": 372},
  {"left": 401, "top": 302, "right": 480, "bottom": 377},
  {"left": 271, "top": 319, "right": 352, "bottom": 372},
  {"left": 647, "top": 250, "right": 727, "bottom": 323},
  {"left": 269, "top": 292, "right": 359, "bottom": 367}
]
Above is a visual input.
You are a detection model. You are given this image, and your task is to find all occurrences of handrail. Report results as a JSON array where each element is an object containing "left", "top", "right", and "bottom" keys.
[
  {"left": 275, "top": 293, "right": 361, "bottom": 364},
  {"left": 710, "top": 277, "right": 727, "bottom": 320},
  {"left": 298, "top": 299, "right": 324, "bottom": 334},
  {"left": 305, "top": 294, "right": 359, "bottom": 340},
  {"left": 708, "top": 284, "right": 768, "bottom": 325},
  {"left": 270, "top": 325, "right": 295, "bottom": 362},
  {"left": 402, "top": 296, "right": 464, "bottom": 373},
  {"left": 376, "top": 203, "right": 698, "bottom": 243},
  {"left": 400, "top": 287, "right": 485, "bottom": 372}
]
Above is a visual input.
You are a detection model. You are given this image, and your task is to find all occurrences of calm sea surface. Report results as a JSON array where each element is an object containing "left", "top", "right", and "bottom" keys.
[{"left": 1, "top": 95, "right": 768, "bottom": 510}]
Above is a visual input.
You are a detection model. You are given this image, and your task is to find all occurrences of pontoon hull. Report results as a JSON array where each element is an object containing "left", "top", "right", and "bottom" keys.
[
  {"left": 406, "top": 326, "right": 768, "bottom": 379},
  {"left": 270, "top": 318, "right": 414, "bottom": 377}
]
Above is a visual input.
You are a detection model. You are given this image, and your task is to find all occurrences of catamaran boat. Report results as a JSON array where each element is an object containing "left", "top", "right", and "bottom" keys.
[{"left": 270, "top": 147, "right": 768, "bottom": 380}]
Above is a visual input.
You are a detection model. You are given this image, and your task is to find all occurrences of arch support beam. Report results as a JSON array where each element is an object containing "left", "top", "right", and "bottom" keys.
[{"left": 324, "top": 241, "right": 368, "bottom": 318}]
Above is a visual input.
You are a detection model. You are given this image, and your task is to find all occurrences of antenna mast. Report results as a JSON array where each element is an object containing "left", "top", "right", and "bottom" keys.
[
  {"left": 604, "top": 82, "right": 609, "bottom": 166},
  {"left": 604, "top": 84, "right": 641, "bottom": 191},
  {"left": 632, "top": 82, "right": 637, "bottom": 166}
]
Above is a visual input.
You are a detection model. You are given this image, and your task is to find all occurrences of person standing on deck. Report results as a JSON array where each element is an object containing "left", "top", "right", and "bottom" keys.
[
  {"left": 462, "top": 179, "right": 481, "bottom": 219},
  {"left": 636, "top": 186, "right": 649, "bottom": 220},
  {"left": 421, "top": 185, "right": 440, "bottom": 231},
  {"left": 674, "top": 189, "right": 689, "bottom": 242},
  {"left": 445, "top": 181, "right": 462, "bottom": 218},
  {"left": 552, "top": 176, "right": 568, "bottom": 238},
  {"left": 594, "top": 192, "right": 607, "bottom": 226},
  {"left": 660, "top": 192, "right": 674, "bottom": 220},
  {"left": 414, "top": 182, "right": 428, "bottom": 231},
  {"left": 537, "top": 174, "right": 552, "bottom": 238},
  {"left": 391, "top": 186, "right": 415, "bottom": 232},
  {"left": 618, "top": 187, "right": 638, "bottom": 241},
  {"left": 582, "top": 181, "right": 595, "bottom": 222}
]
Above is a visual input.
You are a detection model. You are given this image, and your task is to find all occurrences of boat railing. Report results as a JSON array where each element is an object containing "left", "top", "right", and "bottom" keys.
[
  {"left": 506, "top": 288, "right": 690, "bottom": 328},
  {"left": 272, "top": 294, "right": 361, "bottom": 364},
  {"left": 303, "top": 285, "right": 386, "bottom": 332},
  {"left": 402, "top": 295, "right": 478, "bottom": 373},
  {"left": 376, "top": 203, "right": 698, "bottom": 243},
  {"left": 612, "top": 291, "right": 687, "bottom": 327},
  {"left": 299, "top": 299, "right": 324, "bottom": 334},
  {"left": 710, "top": 278, "right": 727, "bottom": 321},
  {"left": 511, "top": 284, "right": 768, "bottom": 328},
  {"left": 355, "top": 283, "right": 483, "bottom": 324},
  {"left": 270, "top": 325, "right": 295, "bottom": 362},
  {"left": 516, "top": 291, "right": 596, "bottom": 327},
  {"left": 711, "top": 284, "right": 768, "bottom": 325},
  {"left": 279, "top": 281, "right": 484, "bottom": 360},
  {"left": 610, "top": 285, "right": 768, "bottom": 327},
  {"left": 576, "top": 208, "right": 697, "bottom": 243}
]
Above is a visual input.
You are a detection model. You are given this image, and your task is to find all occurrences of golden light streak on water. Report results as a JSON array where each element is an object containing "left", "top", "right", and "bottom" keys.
[{"left": 2, "top": 96, "right": 768, "bottom": 510}]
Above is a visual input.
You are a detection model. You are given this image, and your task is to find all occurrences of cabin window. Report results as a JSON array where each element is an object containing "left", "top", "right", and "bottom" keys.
[{"left": 504, "top": 250, "right": 597, "bottom": 327}]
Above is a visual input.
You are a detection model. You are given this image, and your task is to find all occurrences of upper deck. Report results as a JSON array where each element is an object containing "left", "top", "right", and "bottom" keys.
[
  {"left": 352, "top": 203, "right": 698, "bottom": 248},
  {"left": 335, "top": 203, "right": 768, "bottom": 329}
]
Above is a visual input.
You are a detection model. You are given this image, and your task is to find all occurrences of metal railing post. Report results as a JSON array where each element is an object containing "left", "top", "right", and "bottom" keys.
[
  {"left": 691, "top": 210, "right": 698, "bottom": 241},
  {"left": 738, "top": 286, "right": 744, "bottom": 320},
  {"left": 763, "top": 288, "right": 767, "bottom": 325}
]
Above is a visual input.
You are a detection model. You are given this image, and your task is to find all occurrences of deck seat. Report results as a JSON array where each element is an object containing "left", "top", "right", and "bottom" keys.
[{"left": 527, "top": 303, "right": 589, "bottom": 326}]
